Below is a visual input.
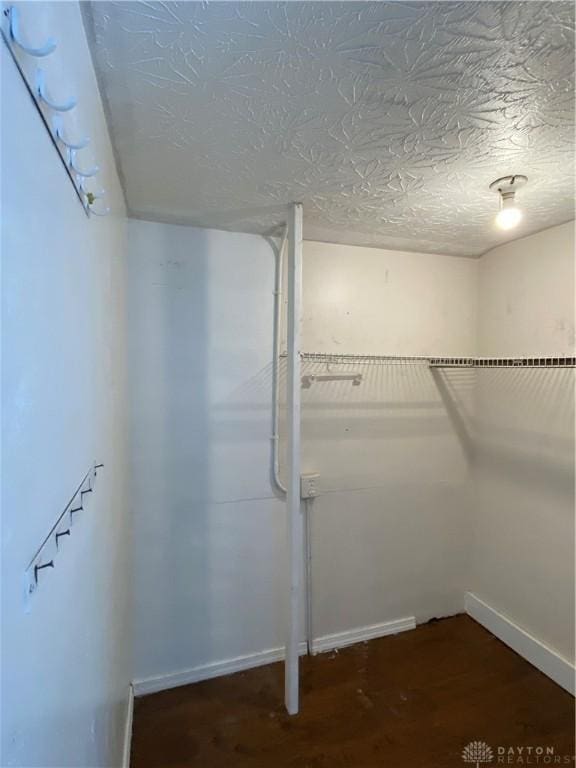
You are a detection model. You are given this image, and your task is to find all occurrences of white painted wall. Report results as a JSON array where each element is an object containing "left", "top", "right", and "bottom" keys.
[
  {"left": 478, "top": 223, "right": 575, "bottom": 356},
  {"left": 302, "top": 242, "right": 478, "bottom": 357},
  {"left": 127, "top": 221, "right": 287, "bottom": 683},
  {"left": 471, "top": 222, "right": 575, "bottom": 662},
  {"left": 298, "top": 242, "right": 478, "bottom": 637},
  {"left": 128, "top": 227, "right": 478, "bottom": 685},
  {"left": 1, "top": 4, "right": 130, "bottom": 766}
]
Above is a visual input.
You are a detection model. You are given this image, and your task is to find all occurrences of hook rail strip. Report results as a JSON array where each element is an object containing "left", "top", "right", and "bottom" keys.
[
  {"left": 1, "top": 5, "right": 109, "bottom": 216},
  {"left": 24, "top": 462, "right": 103, "bottom": 607},
  {"left": 294, "top": 353, "right": 576, "bottom": 368}
]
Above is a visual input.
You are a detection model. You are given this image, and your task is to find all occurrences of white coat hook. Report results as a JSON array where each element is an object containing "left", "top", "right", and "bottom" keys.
[
  {"left": 7, "top": 6, "right": 56, "bottom": 57},
  {"left": 69, "top": 149, "right": 99, "bottom": 178},
  {"left": 81, "top": 184, "right": 110, "bottom": 216},
  {"left": 88, "top": 203, "right": 110, "bottom": 217},
  {"left": 78, "top": 180, "right": 105, "bottom": 201},
  {"left": 52, "top": 116, "right": 89, "bottom": 150},
  {"left": 36, "top": 68, "right": 76, "bottom": 112}
]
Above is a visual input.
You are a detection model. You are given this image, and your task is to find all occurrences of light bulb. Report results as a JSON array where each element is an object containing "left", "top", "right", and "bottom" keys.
[
  {"left": 490, "top": 175, "right": 528, "bottom": 231},
  {"left": 495, "top": 205, "right": 522, "bottom": 230}
]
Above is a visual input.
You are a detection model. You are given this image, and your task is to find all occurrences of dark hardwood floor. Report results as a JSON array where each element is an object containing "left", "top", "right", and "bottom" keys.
[{"left": 131, "top": 615, "right": 575, "bottom": 768}]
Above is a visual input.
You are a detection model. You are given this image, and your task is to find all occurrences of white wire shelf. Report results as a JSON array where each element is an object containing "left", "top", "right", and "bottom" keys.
[{"left": 291, "top": 353, "right": 576, "bottom": 368}]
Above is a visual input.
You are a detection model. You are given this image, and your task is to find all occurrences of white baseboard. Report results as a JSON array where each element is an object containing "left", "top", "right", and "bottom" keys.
[
  {"left": 465, "top": 592, "right": 575, "bottom": 695},
  {"left": 312, "top": 616, "right": 416, "bottom": 654},
  {"left": 133, "top": 616, "right": 416, "bottom": 697},
  {"left": 122, "top": 684, "right": 134, "bottom": 768},
  {"left": 133, "top": 642, "right": 308, "bottom": 696}
]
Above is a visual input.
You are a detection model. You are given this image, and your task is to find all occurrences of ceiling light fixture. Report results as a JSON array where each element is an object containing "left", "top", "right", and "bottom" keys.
[{"left": 490, "top": 175, "right": 528, "bottom": 231}]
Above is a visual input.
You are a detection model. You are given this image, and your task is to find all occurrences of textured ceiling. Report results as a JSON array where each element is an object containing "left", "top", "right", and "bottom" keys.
[{"left": 85, "top": 1, "right": 574, "bottom": 256}]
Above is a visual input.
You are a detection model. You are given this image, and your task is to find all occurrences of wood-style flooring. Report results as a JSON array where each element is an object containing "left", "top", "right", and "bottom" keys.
[{"left": 131, "top": 615, "right": 575, "bottom": 768}]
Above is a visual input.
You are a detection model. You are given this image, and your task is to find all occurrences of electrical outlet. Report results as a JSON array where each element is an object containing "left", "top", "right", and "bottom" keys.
[{"left": 300, "top": 473, "right": 320, "bottom": 499}]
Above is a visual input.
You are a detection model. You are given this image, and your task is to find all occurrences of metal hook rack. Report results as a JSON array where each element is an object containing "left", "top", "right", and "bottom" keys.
[
  {"left": 1, "top": 4, "right": 110, "bottom": 217},
  {"left": 24, "top": 462, "right": 103, "bottom": 608}
]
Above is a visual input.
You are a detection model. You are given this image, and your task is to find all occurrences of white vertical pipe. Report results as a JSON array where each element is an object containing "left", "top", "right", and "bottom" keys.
[
  {"left": 272, "top": 226, "right": 288, "bottom": 495},
  {"left": 285, "top": 202, "right": 303, "bottom": 715}
]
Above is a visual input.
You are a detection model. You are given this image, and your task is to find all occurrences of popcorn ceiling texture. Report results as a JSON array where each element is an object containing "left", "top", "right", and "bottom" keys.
[{"left": 85, "top": 1, "right": 574, "bottom": 256}]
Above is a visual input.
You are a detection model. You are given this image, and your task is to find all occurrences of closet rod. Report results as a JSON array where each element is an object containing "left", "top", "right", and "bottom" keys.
[{"left": 294, "top": 353, "right": 576, "bottom": 368}]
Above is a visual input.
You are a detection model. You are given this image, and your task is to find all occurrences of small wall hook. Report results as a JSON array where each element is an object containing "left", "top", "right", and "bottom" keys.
[
  {"left": 78, "top": 181, "right": 105, "bottom": 206},
  {"left": 53, "top": 116, "right": 89, "bottom": 150},
  {"left": 80, "top": 189, "right": 110, "bottom": 216},
  {"left": 55, "top": 529, "right": 70, "bottom": 546},
  {"left": 36, "top": 68, "right": 76, "bottom": 112},
  {"left": 7, "top": 6, "right": 56, "bottom": 57},
  {"left": 70, "top": 503, "right": 82, "bottom": 517},
  {"left": 34, "top": 560, "right": 54, "bottom": 583},
  {"left": 69, "top": 148, "right": 99, "bottom": 178},
  {"left": 88, "top": 203, "right": 111, "bottom": 217}
]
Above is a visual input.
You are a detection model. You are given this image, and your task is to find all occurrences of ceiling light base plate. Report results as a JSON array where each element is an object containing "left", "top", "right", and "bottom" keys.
[{"left": 489, "top": 175, "right": 528, "bottom": 195}]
